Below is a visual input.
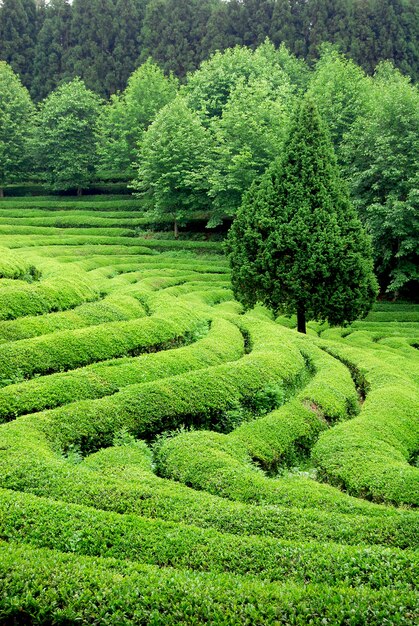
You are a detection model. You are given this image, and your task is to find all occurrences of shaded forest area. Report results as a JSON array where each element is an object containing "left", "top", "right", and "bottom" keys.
[{"left": 0, "top": 0, "right": 418, "bottom": 100}]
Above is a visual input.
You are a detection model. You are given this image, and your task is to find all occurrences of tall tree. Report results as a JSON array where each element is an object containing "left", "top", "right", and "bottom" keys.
[
  {"left": 226, "top": 97, "right": 378, "bottom": 333},
  {"left": 31, "top": 0, "right": 72, "bottom": 101},
  {"left": 0, "top": 61, "right": 35, "bottom": 196},
  {"left": 342, "top": 62, "right": 419, "bottom": 296},
  {"left": 97, "top": 59, "right": 178, "bottom": 174},
  {"left": 208, "top": 74, "right": 294, "bottom": 225},
  {"left": 0, "top": 0, "right": 37, "bottom": 89},
  {"left": 132, "top": 97, "right": 212, "bottom": 236},
  {"left": 113, "top": 0, "right": 146, "bottom": 92},
  {"left": 140, "top": 0, "right": 213, "bottom": 78},
  {"left": 34, "top": 78, "right": 101, "bottom": 193},
  {"left": 306, "top": 46, "right": 369, "bottom": 154},
  {"left": 65, "top": 0, "right": 116, "bottom": 96}
]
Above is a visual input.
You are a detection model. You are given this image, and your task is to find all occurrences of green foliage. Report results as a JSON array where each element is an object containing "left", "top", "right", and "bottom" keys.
[
  {"left": 307, "top": 44, "right": 370, "bottom": 153},
  {"left": 34, "top": 78, "right": 101, "bottom": 193},
  {"left": 342, "top": 62, "right": 419, "bottom": 296},
  {"left": 0, "top": 0, "right": 37, "bottom": 89},
  {"left": 208, "top": 66, "right": 295, "bottom": 224},
  {"left": 31, "top": 0, "right": 72, "bottom": 101},
  {"left": 139, "top": 0, "right": 214, "bottom": 78},
  {"left": 0, "top": 61, "right": 34, "bottom": 193},
  {"left": 226, "top": 96, "right": 378, "bottom": 331},
  {"left": 132, "top": 96, "right": 213, "bottom": 230},
  {"left": 97, "top": 59, "right": 178, "bottom": 173}
]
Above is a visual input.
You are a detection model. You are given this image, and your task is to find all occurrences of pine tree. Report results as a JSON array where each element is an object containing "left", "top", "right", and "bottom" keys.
[
  {"left": 113, "top": 0, "right": 146, "bottom": 92},
  {"left": 65, "top": 0, "right": 117, "bottom": 96},
  {"left": 226, "top": 96, "right": 378, "bottom": 333},
  {"left": 31, "top": 0, "right": 72, "bottom": 101},
  {"left": 0, "top": 0, "right": 37, "bottom": 89}
]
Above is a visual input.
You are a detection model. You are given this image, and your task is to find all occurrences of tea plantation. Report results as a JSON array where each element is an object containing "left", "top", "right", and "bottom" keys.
[{"left": 0, "top": 196, "right": 418, "bottom": 625}]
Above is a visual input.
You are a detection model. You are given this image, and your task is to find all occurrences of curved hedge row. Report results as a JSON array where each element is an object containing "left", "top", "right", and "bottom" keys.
[
  {"left": 0, "top": 294, "right": 210, "bottom": 382},
  {"left": 0, "top": 293, "right": 146, "bottom": 344},
  {"left": 0, "top": 247, "right": 39, "bottom": 280},
  {"left": 0, "top": 269, "right": 100, "bottom": 322},
  {"left": 312, "top": 342, "right": 419, "bottom": 506},
  {"left": 0, "top": 317, "right": 244, "bottom": 421},
  {"left": 0, "top": 487, "right": 416, "bottom": 589},
  {"left": 0, "top": 417, "right": 417, "bottom": 549}
]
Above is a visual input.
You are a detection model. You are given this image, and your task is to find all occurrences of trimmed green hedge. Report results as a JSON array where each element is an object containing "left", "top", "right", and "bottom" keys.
[
  {"left": 0, "top": 293, "right": 146, "bottom": 344},
  {"left": 0, "top": 294, "right": 209, "bottom": 382},
  {"left": 0, "top": 415, "right": 417, "bottom": 549},
  {"left": 0, "top": 487, "right": 417, "bottom": 589},
  {"left": 313, "top": 342, "right": 419, "bottom": 506},
  {"left": 0, "top": 317, "right": 244, "bottom": 421},
  {"left": 1, "top": 544, "right": 417, "bottom": 625},
  {"left": 0, "top": 247, "right": 40, "bottom": 281},
  {"left": 0, "top": 269, "right": 99, "bottom": 322}
]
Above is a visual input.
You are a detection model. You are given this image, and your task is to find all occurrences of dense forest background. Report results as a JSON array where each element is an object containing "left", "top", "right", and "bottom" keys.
[{"left": 0, "top": 0, "right": 418, "bottom": 100}]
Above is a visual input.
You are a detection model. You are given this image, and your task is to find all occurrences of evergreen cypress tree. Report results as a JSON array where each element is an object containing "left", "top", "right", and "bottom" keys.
[{"left": 226, "top": 97, "right": 378, "bottom": 333}]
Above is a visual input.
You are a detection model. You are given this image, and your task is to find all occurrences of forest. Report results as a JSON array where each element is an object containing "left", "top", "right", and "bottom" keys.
[
  {"left": 1, "top": 38, "right": 418, "bottom": 299},
  {"left": 0, "top": 0, "right": 418, "bottom": 100}
]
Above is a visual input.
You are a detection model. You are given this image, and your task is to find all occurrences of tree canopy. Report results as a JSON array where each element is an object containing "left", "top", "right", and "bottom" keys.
[
  {"left": 34, "top": 78, "right": 101, "bottom": 193},
  {"left": 226, "top": 97, "right": 378, "bottom": 332},
  {"left": 132, "top": 96, "right": 212, "bottom": 236},
  {"left": 0, "top": 61, "right": 34, "bottom": 196}
]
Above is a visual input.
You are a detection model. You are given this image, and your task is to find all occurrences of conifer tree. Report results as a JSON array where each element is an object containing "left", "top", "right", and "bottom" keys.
[
  {"left": 113, "top": 0, "right": 146, "bottom": 92},
  {"left": 226, "top": 97, "right": 378, "bottom": 333},
  {"left": 0, "top": 0, "right": 37, "bottom": 89},
  {"left": 31, "top": 0, "right": 72, "bottom": 101},
  {"left": 140, "top": 0, "right": 213, "bottom": 78},
  {"left": 66, "top": 0, "right": 116, "bottom": 96}
]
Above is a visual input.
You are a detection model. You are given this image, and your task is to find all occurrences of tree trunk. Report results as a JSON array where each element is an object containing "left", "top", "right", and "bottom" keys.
[
  {"left": 77, "top": 186, "right": 82, "bottom": 196},
  {"left": 297, "top": 305, "right": 306, "bottom": 334},
  {"left": 0, "top": 187, "right": 4, "bottom": 198},
  {"left": 174, "top": 218, "right": 179, "bottom": 239}
]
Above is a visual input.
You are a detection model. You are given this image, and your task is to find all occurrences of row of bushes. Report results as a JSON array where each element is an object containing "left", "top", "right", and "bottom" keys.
[
  {"left": 0, "top": 196, "right": 142, "bottom": 210},
  {"left": 0, "top": 292, "right": 212, "bottom": 383},
  {"left": 1, "top": 543, "right": 417, "bottom": 625},
  {"left": 0, "top": 214, "right": 201, "bottom": 229},
  {"left": 153, "top": 330, "right": 371, "bottom": 514},
  {"left": 0, "top": 233, "right": 224, "bottom": 253},
  {"left": 0, "top": 486, "right": 417, "bottom": 590},
  {"left": 0, "top": 247, "right": 40, "bottom": 281},
  {"left": 0, "top": 268, "right": 99, "bottom": 322},
  {"left": 0, "top": 317, "right": 244, "bottom": 421},
  {"left": 0, "top": 223, "right": 138, "bottom": 238},
  {"left": 313, "top": 341, "right": 419, "bottom": 506},
  {"left": 0, "top": 292, "right": 147, "bottom": 344},
  {"left": 1, "top": 410, "right": 416, "bottom": 549}
]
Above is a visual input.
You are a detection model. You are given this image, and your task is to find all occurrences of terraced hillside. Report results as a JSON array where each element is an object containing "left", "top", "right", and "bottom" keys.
[{"left": 0, "top": 196, "right": 418, "bottom": 625}]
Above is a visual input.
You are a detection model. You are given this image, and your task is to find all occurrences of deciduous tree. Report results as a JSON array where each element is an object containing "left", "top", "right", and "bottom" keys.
[
  {"left": 132, "top": 96, "right": 212, "bottom": 236},
  {"left": 34, "top": 78, "right": 101, "bottom": 193},
  {"left": 0, "top": 61, "right": 34, "bottom": 196}
]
